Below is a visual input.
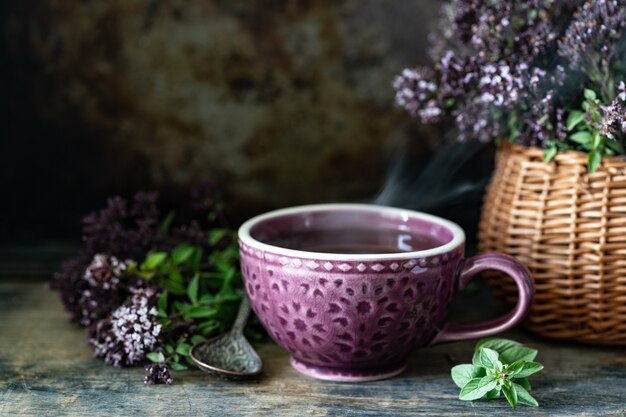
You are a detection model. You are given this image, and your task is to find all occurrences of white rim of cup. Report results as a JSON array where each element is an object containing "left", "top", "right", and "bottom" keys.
[{"left": 238, "top": 203, "right": 465, "bottom": 261}]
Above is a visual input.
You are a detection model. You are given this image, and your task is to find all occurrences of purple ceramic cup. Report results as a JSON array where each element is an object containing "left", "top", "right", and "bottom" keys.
[{"left": 238, "top": 204, "right": 533, "bottom": 382}]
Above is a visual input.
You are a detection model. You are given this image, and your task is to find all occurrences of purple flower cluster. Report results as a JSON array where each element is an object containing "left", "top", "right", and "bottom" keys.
[
  {"left": 83, "top": 192, "right": 161, "bottom": 260},
  {"left": 559, "top": 0, "right": 626, "bottom": 71},
  {"left": 394, "top": 0, "right": 626, "bottom": 150},
  {"left": 596, "top": 81, "right": 626, "bottom": 139},
  {"left": 144, "top": 363, "right": 173, "bottom": 385},
  {"left": 78, "top": 254, "right": 130, "bottom": 326},
  {"left": 89, "top": 286, "right": 161, "bottom": 367},
  {"left": 51, "top": 188, "right": 223, "bottom": 326},
  {"left": 392, "top": 68, "right": 441, "bottom": 123}
]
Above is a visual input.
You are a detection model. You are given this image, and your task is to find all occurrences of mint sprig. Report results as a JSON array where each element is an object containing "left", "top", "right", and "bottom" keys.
[{"left": 452, "top": 338, "right": 544, "bottom": 408}]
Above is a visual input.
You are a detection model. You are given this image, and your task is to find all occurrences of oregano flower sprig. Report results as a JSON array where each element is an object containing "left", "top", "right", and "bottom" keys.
[
  {"left": 452, "top": 338, "right": 544, "bottom": 408},
  {"left": 51, "top": 185, "right": 264, "bottom": 384},
  {"left": 395, "top": 0, "right": 626, "bottom": 172}
]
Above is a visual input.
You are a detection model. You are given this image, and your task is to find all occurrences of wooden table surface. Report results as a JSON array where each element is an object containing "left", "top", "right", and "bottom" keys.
[{"left": 1, "top": 282, "right": 625, "bottom": 417}]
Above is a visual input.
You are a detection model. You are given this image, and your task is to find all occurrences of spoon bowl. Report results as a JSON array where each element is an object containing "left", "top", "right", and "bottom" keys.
[{"left": 189, "top": 296, "right": 263, "bottom": 380}]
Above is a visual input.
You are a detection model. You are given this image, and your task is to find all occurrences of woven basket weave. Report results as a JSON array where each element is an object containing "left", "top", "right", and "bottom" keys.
[{"left": 479, "top": 142, "right": 626, "bottom": 345}]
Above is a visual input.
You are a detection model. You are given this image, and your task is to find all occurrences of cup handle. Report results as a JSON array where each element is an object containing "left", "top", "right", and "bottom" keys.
[{"left": 429, "top": 253, "right": 534, "bottom": 345}]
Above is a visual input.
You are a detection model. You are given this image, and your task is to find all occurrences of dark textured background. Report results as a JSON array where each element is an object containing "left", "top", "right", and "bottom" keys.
[{"left": 0, "top": 0, "right": 492, "bottom": 258}]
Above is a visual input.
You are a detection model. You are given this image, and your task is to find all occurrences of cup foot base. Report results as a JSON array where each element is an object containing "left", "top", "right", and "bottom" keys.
[{"left": 289, "top": 357, "right": 407, "bottom": 382}]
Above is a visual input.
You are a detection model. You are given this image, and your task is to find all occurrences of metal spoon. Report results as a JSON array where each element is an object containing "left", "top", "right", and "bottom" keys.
[{"left": 189, "top": 296, "right": 262, "bottom": 380}]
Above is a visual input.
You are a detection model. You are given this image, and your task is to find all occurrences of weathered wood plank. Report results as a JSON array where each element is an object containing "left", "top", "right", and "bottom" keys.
[{"left": 0, "top": 283, "right": 624, "bottom": 417}]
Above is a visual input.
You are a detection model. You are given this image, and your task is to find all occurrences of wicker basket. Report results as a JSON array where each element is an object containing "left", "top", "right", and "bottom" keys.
[{"left": 479, "top": 142, "right": 626, "bottom": 345}]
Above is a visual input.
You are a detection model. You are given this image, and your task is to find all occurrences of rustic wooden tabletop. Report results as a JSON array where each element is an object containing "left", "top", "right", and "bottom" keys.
[{"left": 1, "top": 282, "right": 625, "bottom": 417}]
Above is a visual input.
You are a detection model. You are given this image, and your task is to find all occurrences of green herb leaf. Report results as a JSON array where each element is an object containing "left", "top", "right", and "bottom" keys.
[
  {"left": 570, "top": 131, "right": 592, "bottom": 146},
  {"left": 160, "top": 278, "right": 186, "bottom": 296},
  {"left": 485, "top": 388, "right": 501, "bottom": 399},
  {"left": 190, "top": 247, "right": 203, "bottom": 269},
  {"left": 588, "top": 149, "right": 602, "bottom": 173},
  {"left": 514, "top": 377, "right": 531, "bottom": 391},
  {"left": 172, "top": 244, "right": 196, "bottom": 265},
  {"left": 146, "top": 352, "right": 165, "bottom": 363},
  {"left": 459, "top": 376, "right": 498, "bottom": 401},
  {"left": 592, "top": 132, "right": 603, "bottom": 149},
  {"left": 176, "top": 342, "right": 191, "bottom": 356},
  {"left": 502, "top": 382, "right": 518, "bottom": 408},
  {"left": 191, "top": 335, "right": 205, "bottom": 345},
  {"left": 513, "top": 382, "right": 539, "bottom": 407},
  {"left": 160, "top": 211, "right": 175, "bottom": 233},
  {"left": 142, "top": 252, "right": 168, "bottom": 270},
  {"left": 500, "top": 346, "right": 537, "bottom": 364},
  {"left": 198, "top": 320, "right": 220, "bottom": 335},
  {"left": 187, "top": 273, "right": 200, "bottom": 304},
  {"left": 506, "top": 360, "right": 526, "bottom": 377},
  {"left": 157, "top": 291, "right": 168, "bottom": 318},
  {"left": 209, "top": 229, "right": 229, "bottom": 246},
  {"left": 186, "top": 306, "right": 218, "bottom": 319},
  {"left": 476, "top": 338, "right": 521, "bottom": 354},
  {"left": 451, "top": 364, "right": 479, "bottom": 388},
  {"left": 566, "top": 111, "right": 585, "bottom": 131},
  {"left": 170, "top": 362, "right": 188, "bottom": 371},
  {"left": 544, "top": 147, "right": 557, "bottom": 162},
  {"left": 513, "top": 362, "right": 544, "bottom": 379},
  {"left": 477, "top": 347, "right": 500, "bottom": 369},
  {"left": 453, "top": 338, "right": 543, "bottom": 407},
  {"left": 584, "top": 88, "right": 597, "bottom": 100}
]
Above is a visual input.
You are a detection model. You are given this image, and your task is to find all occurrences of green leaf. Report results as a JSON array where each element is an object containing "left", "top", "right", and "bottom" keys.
[
  {"left": 606, "top": 138, "right": 623, "bottom": 153},
  {"left": 161, "top": 278, "right": 186, "bottom": 296},
  {"left": 146, "top": 352, "right": 165, "bottom": 363},
  {"left": 169, "top": 270, "right": 183, "bottom": 284},
  {"left": 190, "top": 247, "right": 203, "bottom": 269},
  {"left": 588, "top": 149, "right": 602, "bottom": 173},
  {"left": 170, "top": 362, "right": 188, "bottom": 371},
  {"left": 459, "top": 376, "right": 498, "bottom": 401},
  {"left": 176, "top": 342, "right": 191, "bottom": 356},
  {"left": 191, "top": 335, "right": 205, "bottom": 345},
  {"left": 198, "top": 320, "right": 220, "bottom": 335},
  {"left": 185, "top": 355, "right": 198, "bottom": 367},
  {"left": 186, "top": 306, "right": 218, "bottom": 319},
  {"left": 566, "top": 111, "right": 585, "bottom": 131},
  {"left": 477, "top": 348, "right": 500, "bottom": 369},
  {"left": 500, "top": 346, "right": 537, "bottom": 364},
  {"left": 485, "top": 388, "right": 501, "bottom": 399},
  {"left": 142, "top": 252, "right": 168, "bottom": 270},
  {"left": 476, "top": 338, "right": 521, "bottom": 354},
  {"left": 570, "top": 131, "right": 592, "bottom": 146},
  {"left": 199, "top": 294, "right": 215, "bottom": 304},
  {"left": 187, "top": 273, "right": 200, "bottom": 304},
  {"left": 451, "top": 364, "right": 479, "bottom": 388},
  {"left": 157, "top": 291, "right": 168, "bottom": 317},
  {"left": 164, "top": 344, "right": 175, "bottom": 354},
  {"left": 592, "top": 132, "right": 603, "bottom": 149},
  {"left": 584, "top": 88, "right": 597, "bottom": 100},
  {"left": 506, "top": 360, "right": 526, "bottom": 376},
  {"left": 209, "top": 229, "right": 229, "bottom": 246},
  {"left": 160, "top": 210, "right": 175, "bottom": 233},
  {"left": 513, "top": 382, "right": 539, "bottom": 406},
  {"left": 172, "top": 244, "right": 196, "bottom": 265},
  {"left": 502, "top": 383, "right": 518, "bottom": 408},
  {"left": 513, "top": 362, "right": 544, "bottom": 379},
  {"left": 514, "top": 377, "right": 531, "bottom": 391},
  {"left": 544, "top": 147, "right": 557, "bottom": 162}
]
